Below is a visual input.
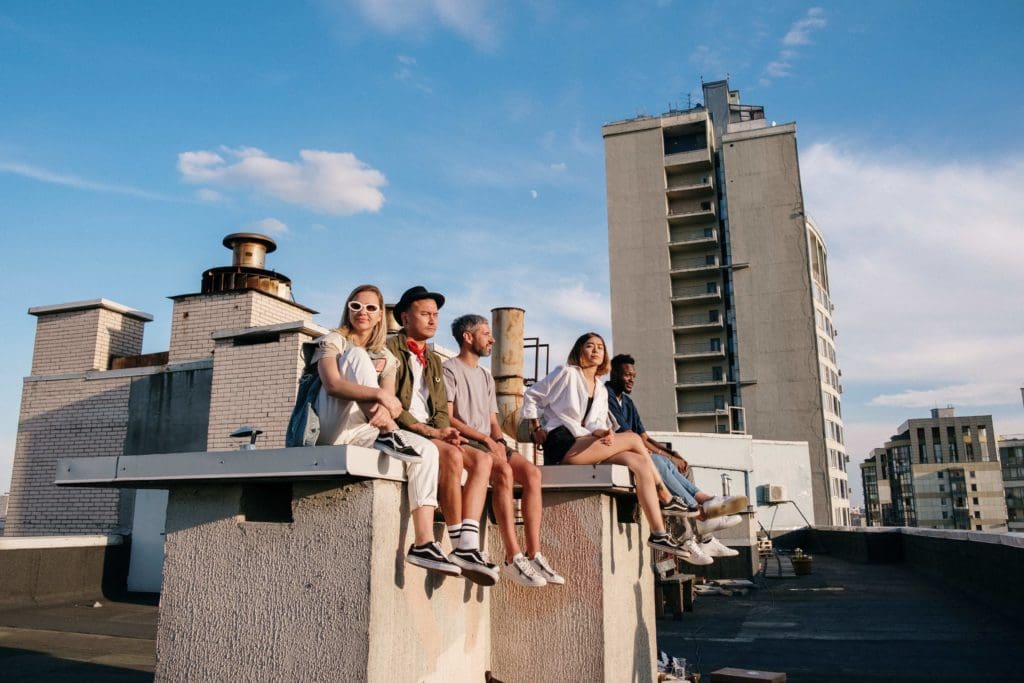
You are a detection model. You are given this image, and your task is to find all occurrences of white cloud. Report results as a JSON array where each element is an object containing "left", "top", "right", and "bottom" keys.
[
  {"left": 397, "top": 54, "right": 417, "bottom": 66},
  {"left": 550, "top": 162, "right": 567, "bottom": 172},
  {"left": 0, "top": 159, "right": 171, "bottom": 200},
  {"left": 761, "top": 8, "right": 826, "bottom": 84},
  {"left": 177, "top": 146, "right": 386, "bottom": 215},
  {"left": 342, "top": 0, "right": 499, "bottom": 50},
  {"left": 530, "top": 189, "right": 538, "bottom": 199},
  {"left": 801, "top": 142, "right": 1024, "bottom": 398},
  {"left": 249, "top": 217, "right": 289, "bottom": 236},
  {"left": 870, "top": 382, "right": 1023, "bottom": 409},
  {"left": 783, "top": 7, "right": 826, "bottom": 46},
  {"left": 196, "top": 188, "right": 223, "bottom": 202}
]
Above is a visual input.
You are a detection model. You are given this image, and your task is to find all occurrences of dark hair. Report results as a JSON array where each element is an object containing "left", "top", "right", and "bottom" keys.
[
  {"left": 610, "top": 354, "right": 635, "bottom": 371},
  {"left": 567, "top": 332, "right": 610, "bottom": 376},
  {"left": 451, "top": 314, "right": 488, "bottom": 346}
]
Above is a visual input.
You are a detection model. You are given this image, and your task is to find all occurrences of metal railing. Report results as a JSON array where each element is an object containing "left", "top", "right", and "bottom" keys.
[
  {"left": 675, "top": 312, "right": 721, "bottom": 326},
  {"left": 671, "top": 256, "right": 719, "bottom": 271},
  {"left": 672, "top": 283, "right": 719, "bottom": 298},
  {"left": 675, "top": 342, "right": 722, "bottom": 354}
]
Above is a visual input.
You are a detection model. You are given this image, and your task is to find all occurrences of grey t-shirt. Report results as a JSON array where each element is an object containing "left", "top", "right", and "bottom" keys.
[{"left": 442, "top": 357, "right": 498, "bottom": 435}]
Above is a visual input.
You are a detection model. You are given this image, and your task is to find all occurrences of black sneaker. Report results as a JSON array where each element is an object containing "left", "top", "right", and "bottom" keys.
[
  {"left": 659, "top": 496, "right": 698, "bottom": 518},
  {"left": 449, "top": 548, "right": 500, "bottom": 586},
  {"left": 375, "top": 431, "right": 422, "bottom": 463},
  {"left": 647, "top": 532, "right": 688, "bottom": 557},
  {"left": 406, "top": 542, "right": 461, "bottom": 576}
]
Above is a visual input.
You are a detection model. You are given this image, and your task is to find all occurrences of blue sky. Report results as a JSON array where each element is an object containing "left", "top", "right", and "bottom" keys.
[{"left": 2, "top": 1, "right": 1023, "bottom": 506}]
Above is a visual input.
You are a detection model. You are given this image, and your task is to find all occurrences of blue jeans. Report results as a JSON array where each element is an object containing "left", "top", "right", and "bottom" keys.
[{"left": 651, "top": 454, "right": 699, "bottom": 506}]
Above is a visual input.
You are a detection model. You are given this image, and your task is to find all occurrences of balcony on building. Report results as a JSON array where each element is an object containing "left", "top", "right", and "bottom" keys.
[
  {"left": 668, "top": 226, "right": 718, "bottom": 251},
  {"left": 669, "top": 254, "right": 720, "bottom": 277},
  {"left": 665, "top": 176, "right": 715, "bottom": 200},
  {"left": 663, "top": 122, "right": 712, "bottom": 172},
  {"left": 666, "top": 202, "right": 716, "bottom": 227},
  {"left": 674, "top": 340, "right": 726, "bottom": 360},
  {"left": 675, "top": 370, "right": 728, "bottom": 389},
  {"left": 676, "top": 400, "right": 728, "bottom": 418},
  {"left": 672, "top": 310, "right": 724, "bottom": 331},
  {"left": 670, "top": 282, "right": 721, "bottom": 304}
]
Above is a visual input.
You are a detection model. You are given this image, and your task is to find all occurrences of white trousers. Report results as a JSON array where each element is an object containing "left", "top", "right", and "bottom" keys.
[{"left": 317, "top": 346, "right": 439, "bottom": 510}]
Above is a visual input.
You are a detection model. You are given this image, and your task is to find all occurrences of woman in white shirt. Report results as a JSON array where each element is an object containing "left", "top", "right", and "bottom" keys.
[
  {"left": 314, "top": 284, "right": 459, "bottom": 576},
  {"left": 522, "top": 332, "right": 692, "bottom": 558}
]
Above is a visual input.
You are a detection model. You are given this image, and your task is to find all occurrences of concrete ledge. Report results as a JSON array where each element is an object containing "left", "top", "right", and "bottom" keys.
[
  {"left": 0, "top": 538, "right": 131, "bottom": 608},
  {"left": 28, "top": 298, "right": 153, "bottom": 321},
  {"left": 0, "top": 534, "right": 124, "bottom": 550}
]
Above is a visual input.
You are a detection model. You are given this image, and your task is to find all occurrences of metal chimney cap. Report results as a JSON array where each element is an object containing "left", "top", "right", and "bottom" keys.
[{"left": 222, "top": 232, "right": 277, "bottom": 253}]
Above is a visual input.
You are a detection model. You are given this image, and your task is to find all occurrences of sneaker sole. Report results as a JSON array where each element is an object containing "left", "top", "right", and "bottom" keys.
[
  {"left": 406, "top": 555, "right": 462, "bottom": 576},
  {"left": 503, "top": 573, "right": 546, "bottom": 588},
  {"left": 702, "top": 497, "right": 748, "bottom": 519},
  {"left": 705, "top": 549, "right": 740, "bottom": 558},
  {"left": 450, "top": 556, "right": 499, "bottom": 586},
  {"left": 678, "top": 553, "right": 714, "bottom": 566}
]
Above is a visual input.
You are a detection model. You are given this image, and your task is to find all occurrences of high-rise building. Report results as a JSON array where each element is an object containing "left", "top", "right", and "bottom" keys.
[
  {"left": 602, "top": 79, "right": 848, "bottom": 525},
  {"left": 860, "top": 408, "right": 1008, "bottom": 531},
  {"left": 997, "top": 435, "right": 1024, "bottom": 531}
]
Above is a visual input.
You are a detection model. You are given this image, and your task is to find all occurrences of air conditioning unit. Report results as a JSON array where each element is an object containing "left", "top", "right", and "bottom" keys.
[{"left": 765, "top": 484, "right": 787, "bottom": 504}]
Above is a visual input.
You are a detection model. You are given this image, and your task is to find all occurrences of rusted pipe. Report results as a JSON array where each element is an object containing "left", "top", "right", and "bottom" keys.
[{"left": 490, "top": 307, "right": 525, "bottom": 441}]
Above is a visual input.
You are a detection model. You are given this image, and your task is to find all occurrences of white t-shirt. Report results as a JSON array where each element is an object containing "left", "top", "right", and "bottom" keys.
[{"left": 406, "top": 351, "right": 432, "bottom": 423}]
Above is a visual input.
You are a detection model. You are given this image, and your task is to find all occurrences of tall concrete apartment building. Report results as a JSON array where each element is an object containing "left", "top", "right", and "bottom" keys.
[
  {"left": 860, "top": 408, "right": 1009, "bottom": 531},
  {"left": 997, "top": 435, "right": 1024, "bottom": 531},
  {"left": 4, "top": 234, "right": 321, "bottom": 537},
  {"left": 602, "top": 79, "right": 849, "bottom": 526}
]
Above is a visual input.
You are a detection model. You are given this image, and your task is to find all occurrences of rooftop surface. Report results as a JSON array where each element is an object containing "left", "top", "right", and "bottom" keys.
[
  {"left": 658, "top": 554, "right": 1022, "bottom": 682},
  {"left": 1, "top": 555, "right": 1021, "bottom": 681}
]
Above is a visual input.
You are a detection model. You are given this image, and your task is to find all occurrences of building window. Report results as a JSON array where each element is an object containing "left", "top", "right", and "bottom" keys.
[
  {"left": 973, "top": 497, "right": 979, "bottom": 505},
  {"left": 939, "top": 484, "right": 945, "bottom": 492},
  {"left": 974, "top": 511, "right": 981, "bottom": 519},
  {"left": 971, "top": 483, "right": 978, "bottom": 492}
]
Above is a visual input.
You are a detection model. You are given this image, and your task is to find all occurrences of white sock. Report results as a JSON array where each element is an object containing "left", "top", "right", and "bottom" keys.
[
  {"left": 458, "top": 519, "right": 480, "bottom": 551},
  {"left": 447, "top": 524, "right": 461, "bottom": 545}
]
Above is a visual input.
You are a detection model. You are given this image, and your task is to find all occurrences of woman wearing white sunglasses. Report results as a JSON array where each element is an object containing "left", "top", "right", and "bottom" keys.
[{"left": 311, "top": 284, "right": 460, "bottom": 576}]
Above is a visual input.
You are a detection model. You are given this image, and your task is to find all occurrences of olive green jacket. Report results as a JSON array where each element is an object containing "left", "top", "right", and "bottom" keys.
[{"left": 385, "top": 332, "right": 451, "bottom": 431}]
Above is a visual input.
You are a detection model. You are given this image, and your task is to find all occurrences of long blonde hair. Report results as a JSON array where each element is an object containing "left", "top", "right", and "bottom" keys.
[{"left": 337, "top": 284, "right": 387, "bottom": 352}]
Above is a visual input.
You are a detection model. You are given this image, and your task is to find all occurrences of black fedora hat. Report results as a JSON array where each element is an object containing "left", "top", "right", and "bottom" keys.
[{"left": 394, "top": 285, "right": 445, "bottom": 319}]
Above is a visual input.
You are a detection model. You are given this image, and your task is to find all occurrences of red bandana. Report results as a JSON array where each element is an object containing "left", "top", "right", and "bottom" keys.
[{"left": 407, "top": 340, "right": 427, "bottom": 368}]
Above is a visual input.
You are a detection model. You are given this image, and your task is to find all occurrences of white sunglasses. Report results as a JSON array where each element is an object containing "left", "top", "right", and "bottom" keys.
[{"left": 348, "top": 301, "right": 381, "bottom": 313}]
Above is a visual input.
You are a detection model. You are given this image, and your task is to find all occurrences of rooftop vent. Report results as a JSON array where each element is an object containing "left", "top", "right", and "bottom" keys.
[{"left": 201, "top": 232, "right": 294, "bottom": 301}]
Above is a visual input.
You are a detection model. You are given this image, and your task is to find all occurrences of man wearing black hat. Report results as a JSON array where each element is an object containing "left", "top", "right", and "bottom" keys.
[{"left": 386, "top": 286, "right": 499, "bottom": 586}]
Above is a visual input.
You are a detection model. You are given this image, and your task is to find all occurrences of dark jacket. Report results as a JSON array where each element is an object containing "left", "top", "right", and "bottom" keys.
[{"left": 386, "top": 332, "right": 451, "bottom": 430}]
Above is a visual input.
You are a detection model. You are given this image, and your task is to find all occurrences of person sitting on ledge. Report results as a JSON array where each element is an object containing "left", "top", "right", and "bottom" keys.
[
  {"left": 606, "top": 353, "right": 747, "bottom": 564},
  {"left": 444, "top": 313, "right": 565, "bottom": 588},
  {"left": 522, "top": 332, "right": 696, "bottom": 559},
  {"left": 312, "top": 284, "right": 460, "bottom": 577},
  {"left": 386, "top": 286, "right": 499, "bottom": 586}
]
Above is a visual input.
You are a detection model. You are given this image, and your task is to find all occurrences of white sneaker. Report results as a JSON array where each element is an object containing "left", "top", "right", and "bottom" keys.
[
  {"left": 503, "top": 553, "right": 547, "bottom": 587},
  {"left": 696, "top": 514, "right": 742, "bottom": 536},
  {"left": 677, "top": 537, "right": 714, "bottom": 566},
  {"left": 700, "top": 535, "right": 739, "bottom": 558},
  {"left": 530, "top": 552, "right": 566, "bottom": 585},
  {"left": 701, "top": 495, "right": 748, "bottom": 519}
]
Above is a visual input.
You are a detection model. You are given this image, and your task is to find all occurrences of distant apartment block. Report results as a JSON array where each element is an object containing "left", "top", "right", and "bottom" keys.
[
  {"left": 602, "top": 79, "right": 849, "bottom": 526},
  {"left": 998, "top": 435, "right": 1024, "bottom": 532},
  {"left": 4, "top": 234, "right": 320, "bottom": 537},
  {"left": 861, "top": 408, "right": 1008, "bottom": 531}
]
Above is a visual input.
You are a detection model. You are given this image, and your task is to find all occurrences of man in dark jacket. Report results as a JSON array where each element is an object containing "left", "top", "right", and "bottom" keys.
[{"left": 386, "top": 286, "right": 498, "bottom": 586}]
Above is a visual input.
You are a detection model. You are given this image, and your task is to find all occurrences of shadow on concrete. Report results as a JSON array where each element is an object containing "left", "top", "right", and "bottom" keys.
[{"left": 0, "top": 647, "right": 153, "bottom": 683}]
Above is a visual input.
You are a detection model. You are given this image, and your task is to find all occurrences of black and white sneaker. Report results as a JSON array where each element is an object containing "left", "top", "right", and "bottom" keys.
[
  {"left": 659, "top": 496, "right": 699, "bottom": 518},
  {"left": 375, "top": 431, "right": 422, "bottom": 463},
  {"left": 449, "top": 548, "right": 500, "bottom": 586},
  {"left": 647, "top": 532, "right": 689, "bottom": 557},
  {"left": 406, "top": 542, "right": 462, "bottom": 576},
  {"left": 530, "top": 552, "right": 566, "bottom": 585}
]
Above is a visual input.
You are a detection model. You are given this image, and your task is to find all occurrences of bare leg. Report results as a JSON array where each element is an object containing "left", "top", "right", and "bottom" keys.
[
  {"left": 489, "top": 454, "right": 521, "bottom": 562},
  {"left": 458, "top": 445, "right": 493, "bottom": 520},
  {"left": 434, "top": 440, "right": 464, "bottom": 527},
  {"left": 563, "top": 435, "right": 666, "bottom": 533},
  {"left": 509, "top": 452, "right": 543, "bottom": 558}
]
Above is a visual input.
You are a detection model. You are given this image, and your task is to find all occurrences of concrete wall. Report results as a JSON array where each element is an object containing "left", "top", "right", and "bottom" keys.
[
  {"left": 649, "top": 431, "right": 813, "bottom": 532},
  {"left": 721, "top": 125, "right": 831, "bottom": 525},
  {"left": 487, "top": 491, "right": 656, "bottom": 682},
  {"left": 805, "top": 527, "right": 1024, "bottom": 626},
  {"left": 157, "top": 479, "right": 492, "bottom": 682},
  {"left": 604, "top": 120, "right": 678, "bottom": 432},
  {"left": 0, "top": 535, "right": 130, "bottom": 608}
]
